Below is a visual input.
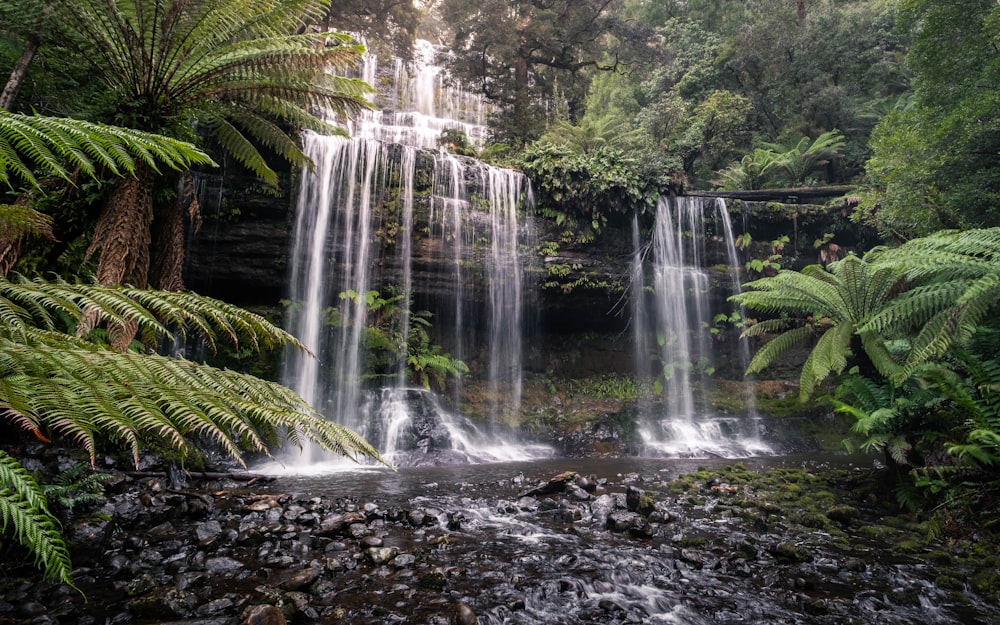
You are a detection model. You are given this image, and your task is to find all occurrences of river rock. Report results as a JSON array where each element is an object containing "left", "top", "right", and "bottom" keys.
[
  {"left": 452, "top": 602, "right": 478, "bottom": 625},
  {"left": 205, "top": 556, "right": 245, "bottom": 573},
  {"left": 519, "top": 471, "right": 579, "bottom": 497},
  {"left": 278, "top": 567, "right": 321, "bottom": 591},
  {"left": 606, "top": 511, "right": 654, "bottom": 538},
  {"left": 127, "top": 587, "right": 199, "bottom": 619},
  {"left": 242, "top": 604, "right": 287, "bottom": 625},
  {"left": 367, "top": 547, "right": 400, "bottom": 565}
]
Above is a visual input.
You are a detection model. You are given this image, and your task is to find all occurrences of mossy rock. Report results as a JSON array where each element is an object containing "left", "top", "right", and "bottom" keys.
[{"left": 769, "top": 541, "right": 813, "bottom": 563}]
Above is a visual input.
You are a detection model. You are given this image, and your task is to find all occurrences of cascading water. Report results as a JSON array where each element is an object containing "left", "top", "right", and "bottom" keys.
[
  {"left": 632, "top": 196, "right": 770, "bottom": 457},
  {"left": 280, "top": 41, "right": 546, "bottom": 468}
]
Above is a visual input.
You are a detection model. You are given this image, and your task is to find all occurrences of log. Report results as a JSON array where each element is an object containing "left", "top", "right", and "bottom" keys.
[{"left": 125, "top": 470, "right": 276, "bottom": 482}]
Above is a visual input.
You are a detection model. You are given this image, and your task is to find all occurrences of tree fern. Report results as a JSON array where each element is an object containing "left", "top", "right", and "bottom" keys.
[
  {"left": 0, "top": 276, "right": 383, "bottom": 586},
  {"left": 865, "top": 228, "right": 1000, "bottom": 381},
  {"left": 732, "top": 254, "right": 904, "bottom": 400}
]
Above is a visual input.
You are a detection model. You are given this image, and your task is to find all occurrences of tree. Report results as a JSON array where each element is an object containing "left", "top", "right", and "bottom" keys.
[
  {"left": 321, "top": 0, "right": 422, "bottom": 60},
  {"left": 31, "top": 0, "right": 373, "bottom": 290},
  {"left": 439, "top": 0, "right": 643, "bottom": 144},
  {"left": 864, "top": 0, "right": 1000, "bottom": 236},
  {"left": 0, "top": 110, "right": 214, "bottom": 277},
  {"left": 757, "top": 129, "right": 846, "bottom": 187},
  {"left": 732, "top": 254, "right": 902, "bottom": 400},
  {"left": 0, "top": 104, "right": 380, "bottom": 587}
]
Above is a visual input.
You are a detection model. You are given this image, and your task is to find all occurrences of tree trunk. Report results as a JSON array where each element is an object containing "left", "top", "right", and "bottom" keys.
[
  {"left": 83, "top": 162, "right": 155, "bottom": 350},
  {"left": 151, "top": 173, "right": 200, "bottom": 292},
  {"left": 86, "top": 162, "right": 155, "bottom": 288},
  {"left": 1, "top": 37, "right": 39, "bottom": 111}
]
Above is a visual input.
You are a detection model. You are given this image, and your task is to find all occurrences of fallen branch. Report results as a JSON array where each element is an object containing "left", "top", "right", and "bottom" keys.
[
  {"left": 165, "top": 487, "right": 214, "bottom": 508},
  {"left": 125, "top": 470, "right": 276, "bottom": 482}
]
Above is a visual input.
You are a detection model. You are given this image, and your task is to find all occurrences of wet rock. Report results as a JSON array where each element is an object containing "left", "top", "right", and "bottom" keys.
[
  {"left": 393, "top": 553, "right": 416, "bottom": 568},
  {"left": 565, "top": 484, "right": 591, "bottom": 501},
  {"left": 242, "top": 604, "right": 287, "bottom": 625},
  {"left": 825, "top": 505, "right": 859, "bottom": 526},
  {"left": 679, "top": 549, "right": 706, "bottom": 569},
  {"left": 419, "top": 568, "right": 448, "bottom": 590},
  {"left": 196, "top": 520, "right": 223, "bottom": 545},
  {"left": 447, "top": 511, "right": 465, "bottom": 530},
  {"left": 519, "top": 471, "right": 578, "bottom": 497},
  {"left": 367, "top": 547, "right": 400, "bottom": 565},
  {"left": 770, "top": 541, "right": 814, "bottom": 563},
  {"left": 606, "top": 511, "right": 654, "bottom": 538},
  {"left": 205, "top": 556, "right": 245, "bottom": 573},
  {"left": 278, "top": 567, "right": 321, "bottom": 591},
  {"left": 452, "top": 602, "right": 478, "bottom": 625},
  {"left": 197, "top": 597, "right": 235, "bottom": 615},
  {"left": 127, "top": 587, "right": 199, "bottom": 619},
  {"left": 407, "top": 508, "right": 428, "bottom": 526},
  {"left": 318, "top": 512, "right": 365, "bottom": 536},
  {"left": 626, "top": 485, "right": 655, "bottom": 516},
  {"left": 348, "top": 522, "right": 369, "bottom": 538}
]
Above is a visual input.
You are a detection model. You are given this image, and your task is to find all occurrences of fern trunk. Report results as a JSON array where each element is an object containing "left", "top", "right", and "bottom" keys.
[
  {"left": 86, "top": 162, "right": 154, "bottom": 288},
  {"left": 151, "top": 173, "right": 199, "bottom": 292}
]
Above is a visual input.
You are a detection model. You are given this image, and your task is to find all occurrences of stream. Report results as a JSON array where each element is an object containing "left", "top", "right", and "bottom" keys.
[
  {"left": 10, "top": 454, "right": 998, "bottom": 625},
  {"left": 239, "top": 455, "right": 998, "bottom": 625}
]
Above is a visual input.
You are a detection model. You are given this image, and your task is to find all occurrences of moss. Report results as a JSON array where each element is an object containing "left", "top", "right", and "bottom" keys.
[{"left": 895, "top": 539, "right": 923, "bottom": 553}]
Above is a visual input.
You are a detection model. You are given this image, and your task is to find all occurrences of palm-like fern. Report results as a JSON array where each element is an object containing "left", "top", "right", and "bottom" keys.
[
  {"left": 864, "top": 228, "right": 1000, "bottom": 382},
  {"left": 731, "top": 254, "right": 903, "bottom": 399},
  {"left": 0, "top": 276, "right": 382, "bottom": 585},
  {"left": 36, "top": 0, "right": 374, "bottom": 289},
  {"left": 758, "top": 129, "right": 845, "bottom": 187}
]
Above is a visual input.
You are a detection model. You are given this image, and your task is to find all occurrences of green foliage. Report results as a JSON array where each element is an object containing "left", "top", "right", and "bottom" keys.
[
  {"left": 41, "top": 463, "right": 111, "bottom": 513},
  {"left": 437, "top": 128, "right": 476, "bottom": 157},
  {"left": 733, "top": 254, "right": 903, "bottom": 400},
  {"left": 0, "top": 110, "right": 214, "bottom": 189},
  {"left": 42, "top": 0, "right": 373, "bottom": 187},
  {"left": 864, "top": 228, "right": 1000, "bottom": 382},
  {"left": 0, "top": 449, "right": 74, "bottom": 587},
  {"left": 0, "top": 276, "right": 382, "bottom": 585},
  {"left": 333, "top": 289, "right": 468, "bottom": 391},
  {"left": 716, "top": 130, "right": 845, "bottom": 190},
  {"left": 714, "top": 148, "right": 786, "bottom": 191},
  {"left": 863, "top": 0, "right": 1000, "bottom": 236},
  {"left": 519, "top": 142, "right": 667, "bottom": 229}
]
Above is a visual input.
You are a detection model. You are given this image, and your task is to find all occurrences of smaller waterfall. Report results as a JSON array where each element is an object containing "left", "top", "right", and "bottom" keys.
[{"left": 633, "top": 196, "right": 771, "bottom": 458}]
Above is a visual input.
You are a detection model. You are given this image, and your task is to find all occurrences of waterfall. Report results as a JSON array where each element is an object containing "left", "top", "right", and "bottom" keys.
[
  {"left": 280, "top": 42, "right": 545, "bottom": 468},
  {"left": 633, "top": 196, "right": 771, "bottom": 458}
]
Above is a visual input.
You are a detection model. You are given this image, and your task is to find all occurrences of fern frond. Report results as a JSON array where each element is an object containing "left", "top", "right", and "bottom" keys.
[
  {"left": 743, "top": 325, "right": 813, "bottom": 377},
  {"left": 0, "top": 110, "right": 214, "bottom": 188},
  {"left": 798, "top": 321, "right": 852, "bottom": 399},
  {"left": 0, "top": 450, "right": 74, "bottom": 586}
]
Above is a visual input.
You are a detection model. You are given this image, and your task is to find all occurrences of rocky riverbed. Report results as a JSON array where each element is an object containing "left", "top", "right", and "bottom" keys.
[{"left": 2, "top": 454, "right": 999, "bottom": 625}]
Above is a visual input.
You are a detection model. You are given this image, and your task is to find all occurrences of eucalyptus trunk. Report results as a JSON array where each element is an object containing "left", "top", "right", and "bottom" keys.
[{"left": 0, "top": 37, "right": 37, "bottom": 111}]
